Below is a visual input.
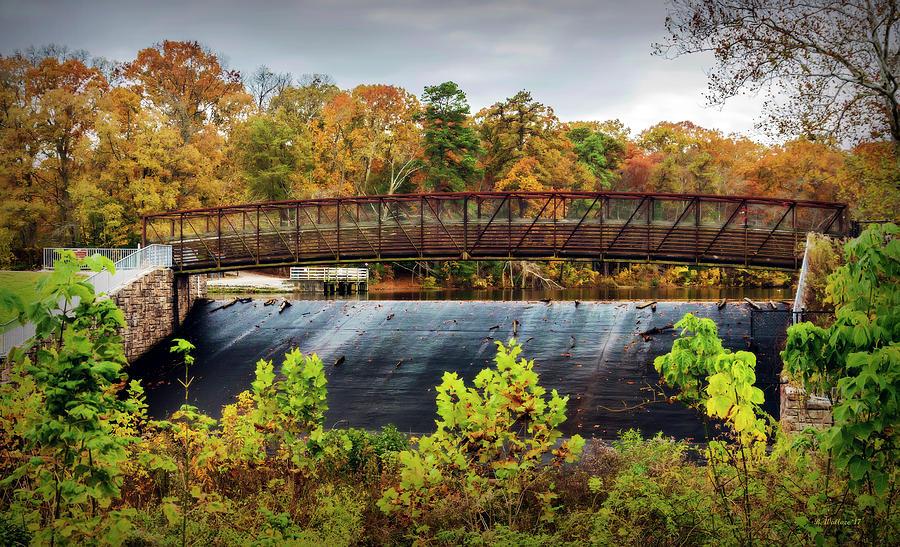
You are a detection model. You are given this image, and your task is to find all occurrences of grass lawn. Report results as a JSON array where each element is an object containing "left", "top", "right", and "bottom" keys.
[{"left": 0, "top": 271, "right": 49, "bottom": 327}]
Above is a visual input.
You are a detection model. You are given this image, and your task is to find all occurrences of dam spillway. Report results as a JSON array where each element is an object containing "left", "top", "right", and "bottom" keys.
[{"left": 131, "top": 299, "right": 780, "bottom": 440}]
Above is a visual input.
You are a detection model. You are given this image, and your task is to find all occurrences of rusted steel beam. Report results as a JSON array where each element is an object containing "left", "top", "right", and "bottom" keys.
[
  {"left": 469, "top": 195, "right": 509, "bottom": 252},
  {"left": 701, "top": 199, "right": 746, "bottom": 257},
  {"left": 424, "top": 197, "right": 462, "bottom": 253},
  {"left": 144, "top": 190, "right": 848, "bottom": 271},
  {"left": 512, "top": 196, "right": 552, "bottom": 253},
  {"left": 141, "top": 191, "right": 846, "bottom": 220},
  {"left": 654, "top": 198, "right": 697, "bottom": 253},
  {"left": 222, "top": 213, "right": 256, "bottom": 262},
  {"left": 559, "top": 196, "right": 601, "bottom": 250},
  {"left": 299, "top": 206, "right": 337, "bottom": 258},
  {"left": 606, "top": 196, "right": 648, "bottom": 252},
  {"left": 752, "top": 204, "right": 792, "bottom": 257},
  {"left": 341, "top": 205, "right": 379, "bottom": 255}
]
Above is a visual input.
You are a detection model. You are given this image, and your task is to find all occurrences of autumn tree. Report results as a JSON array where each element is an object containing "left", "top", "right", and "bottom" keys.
[
  {"left": 657, "top": 0, "right": 900, "bottom": 145},
  {"left": 233, "top": 114, "right": 312, "bottom": 201},
  {"left": 477, "top": 90, "right": 591, "bottom": 191},
  {"left": 246, "top": 65, "right": 292, "bottom": 110},
  {"left": 566, "top": 122, "right": 627, "bottom": 189},
  {"left": 123, "top": 40, "right": 248, "bottom": 143},
  {"left": 839, "top": 142, "right": 900, "bottom": 221},
  {"left": 270, "top": 73, "right": 340, "bottom": 130},
  {"left": 312, "top": 84, "right": 421, "bottom": 196},
  {"left": 25, "top": 57, "right": 108, "bottom": 245},
  {"left": 88, "top": 87, "right": 195, "bottom": 244},
  {"left": 617, "top": 143, "right": 659, "bottom": 192},
  {"left": 635, "top": 121, "right": 763, "bottom": 195},
  {"left": 420, "top": 81, "right": 482, "bottom": 192},
  {"left": 0, "top": 54, "right": 44, "bottom": 265},
  {"left": 746, "top": 138, "right": 845, "bottom": 202}
]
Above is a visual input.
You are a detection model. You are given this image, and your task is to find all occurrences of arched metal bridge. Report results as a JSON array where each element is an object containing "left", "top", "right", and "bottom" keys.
[{"left": 141, "top": 191, "right": 849, "bottom": 273}]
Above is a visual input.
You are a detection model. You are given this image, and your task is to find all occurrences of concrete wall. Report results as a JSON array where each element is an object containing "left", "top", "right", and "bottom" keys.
[
  {"left": 780, "top": 381, "right": 833, "bottom": 433},
  {"left": 111, "top": 268, "right": 206, "bottom": 361}
]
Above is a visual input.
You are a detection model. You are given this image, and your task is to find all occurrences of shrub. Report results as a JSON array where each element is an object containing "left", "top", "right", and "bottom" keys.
[
  {"left": 0, "top": 251, "right": 139, "bottom": 544},
  {"left": 590, "top": 431, "right": 714, "bottom": 545},
  {"left": 782, "top": 223, "right": 899, "bottom": 543},
  {"left": 379, "top": 339, "right": 585, "bottom": 533}
]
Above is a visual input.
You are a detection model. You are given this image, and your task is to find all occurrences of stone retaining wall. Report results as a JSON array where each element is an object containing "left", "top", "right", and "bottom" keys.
[
  {"left": 111, "top": 269, "right": 206, "bottom": 361},
  {"left": 779, "top": 233, "right": 835, "bottom": 433},
  {"left": 779, "top": 382, "right": 833, "bottom": 433}
]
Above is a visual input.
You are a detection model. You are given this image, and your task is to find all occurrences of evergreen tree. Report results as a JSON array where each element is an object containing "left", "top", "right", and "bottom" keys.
[{"left": 421, "top": 82, "right": 482, "bottom": 192}]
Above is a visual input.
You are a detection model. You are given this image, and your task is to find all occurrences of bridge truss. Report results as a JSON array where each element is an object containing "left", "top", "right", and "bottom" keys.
[{"left": 142, "top": 191, "right": 848, "bottom": 272}]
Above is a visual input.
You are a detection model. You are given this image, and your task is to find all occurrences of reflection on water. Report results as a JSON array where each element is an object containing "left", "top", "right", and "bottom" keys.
[{"left": 211, "top": 286, "right": 794, "bottom": 302}]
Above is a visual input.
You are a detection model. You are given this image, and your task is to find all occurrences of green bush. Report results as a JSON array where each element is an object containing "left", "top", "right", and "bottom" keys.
[
  {"left": 379, "top": 339, "right": 585, "bottom": 534},
  {"left": 590, "top": 431, "right": 714, "bottom": 545}
]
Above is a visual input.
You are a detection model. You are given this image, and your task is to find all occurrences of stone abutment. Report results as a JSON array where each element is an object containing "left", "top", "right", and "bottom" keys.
[{"left": 111, "top": 268, "right": 206, "bottom": 361}]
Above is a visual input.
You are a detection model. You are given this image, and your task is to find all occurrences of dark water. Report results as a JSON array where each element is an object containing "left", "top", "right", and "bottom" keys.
[
  {"left": 370, "top": 286, "right": 792, "bottom": 301},
  {"left": 131, "top": 299, "right": 785, "bottom": 440},
  {"left": 211, "top": 286, "right": 793, "bottom": 302}
]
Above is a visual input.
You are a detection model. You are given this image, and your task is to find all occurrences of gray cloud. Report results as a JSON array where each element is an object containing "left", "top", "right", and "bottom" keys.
[{"left": 0, "top": 0, "right": 768, "bottom": 138}]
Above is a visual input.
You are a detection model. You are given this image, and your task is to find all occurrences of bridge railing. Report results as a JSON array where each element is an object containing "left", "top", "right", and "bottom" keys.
[
  {"left": 1, "top": 245, "right": 173, "bottom": 359},
  {"left": 43, "top": 247, "right": 139, "bottom": 270},
  {"left": 85, "top": 244, "right": 173, "bottom": 295},
  {"left": 290, "top": 267, "right": 369, "bottom": 282},
  {"left": 141, "top": 191, "right": 848, "bottom": 272}
]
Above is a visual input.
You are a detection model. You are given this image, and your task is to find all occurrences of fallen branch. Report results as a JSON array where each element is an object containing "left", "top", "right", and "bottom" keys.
[
  {"left": 636, "top": 301, "right": 657, "bottom": 310},
  {"left": 641, "top": 323, "right": 674, "bottom": 336},
  {"left": 210, "top": 298, "right": 239, "bottom": 312}
]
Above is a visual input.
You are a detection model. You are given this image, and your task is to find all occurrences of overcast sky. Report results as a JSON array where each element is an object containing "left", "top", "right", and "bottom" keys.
[{"left": 0, "top": 0, "right": 769, "bottom": 139}]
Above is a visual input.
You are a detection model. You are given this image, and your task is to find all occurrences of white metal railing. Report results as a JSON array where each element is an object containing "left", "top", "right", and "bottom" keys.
[
  {"left": 84, "top": 244, "right": 172, "bottom": 295},
  {"left": 290, "top": 267, "right": 369, "bottom": 283},
  {"left": 43, "top": 247, "right": 139, "bottom": 270},
  {"left": 1, "top": 245, "right": 173, "bottom": 358},
  {"left": 792, "top": 233, "right": 814, "bottom": 322},
  {"left": 0, "top": 321, "right": 35, "bottom": 360}
]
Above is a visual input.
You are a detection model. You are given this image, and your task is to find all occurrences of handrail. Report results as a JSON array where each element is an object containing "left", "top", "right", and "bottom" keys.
[
  {"left": 43, "top": 247, "right": 139, "bottom": 270},
  {"left": 141, "top": 190, "right": 849, "bottom": 219},
  {"left": 1, "top": 245, "right": 173, "bottom": 358},
  {"left": 83, "top": 244, "right": 173, "bottom": 295},
  {"left": 142, "top": 191, "right": 848, "bottom": 273},
  {"left": 792, "top": 233, "right": 814, "bottom": 322},
  {"left": 290, "top": 267, "right": 369, "bottom": 282}
]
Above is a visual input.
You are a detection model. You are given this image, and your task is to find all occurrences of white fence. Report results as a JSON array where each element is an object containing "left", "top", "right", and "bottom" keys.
[
  {"left": 84, "top": 245, "right": 172, "bottom": 295},
  {"left": 43, "top": 247, "right": 139, "bottom": 270},
  {"left": 792, "top": 233, "right": 814, "bottom": 322},
  {"left": 1, "top": 245, "right": 173, "bottom": 358},
  {"left": 290, "top": 267, "right": 369, "bottom": 283}
]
